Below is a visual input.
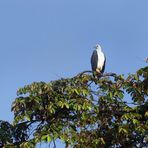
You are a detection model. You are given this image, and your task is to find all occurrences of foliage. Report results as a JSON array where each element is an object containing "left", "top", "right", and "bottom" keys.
[
  {"left": 0, "top": 120, "right": 28, "bottom": 147},
  {"left": 0, "top": 66, "right": 148, "bottom": 147}
]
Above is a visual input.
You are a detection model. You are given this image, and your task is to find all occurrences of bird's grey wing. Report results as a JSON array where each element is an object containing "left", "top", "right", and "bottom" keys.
[
  {"left": 91, "top": 50, "right": 98, "bottom": 71},
  {"left": 101, "top": 54, "right": 106, "bottom": 73}
]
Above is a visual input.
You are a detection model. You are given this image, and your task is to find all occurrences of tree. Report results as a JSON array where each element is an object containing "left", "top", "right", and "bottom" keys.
[{"left": 0, "top": 65, "right": 148, "bottom": 147}]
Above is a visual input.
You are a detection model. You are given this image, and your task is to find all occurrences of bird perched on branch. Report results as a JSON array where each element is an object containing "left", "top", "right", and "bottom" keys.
[{"left": 91, "top": 44, "right": 106, "bottom": 75}]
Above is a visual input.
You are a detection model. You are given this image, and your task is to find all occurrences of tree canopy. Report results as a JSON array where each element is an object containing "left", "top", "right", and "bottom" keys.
[{"left": 0, "top": 66, "right": 148, "bottom": 147}]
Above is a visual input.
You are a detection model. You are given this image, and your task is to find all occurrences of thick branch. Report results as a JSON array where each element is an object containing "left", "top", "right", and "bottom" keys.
[{"left": 77, "top": 70, "right": 117, "bottom": 78}]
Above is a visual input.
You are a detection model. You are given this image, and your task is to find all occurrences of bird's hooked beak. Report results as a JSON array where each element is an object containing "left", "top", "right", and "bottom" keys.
[{"left": 94, "top": 44, "right": 101, "bottom": 49}]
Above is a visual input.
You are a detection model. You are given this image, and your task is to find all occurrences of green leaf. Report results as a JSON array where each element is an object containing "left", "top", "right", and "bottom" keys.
[
  {"left": 64, "top": 102, "right": 69, "bottom": 109},
  {"left": 109, "top": 92, "right": 113, "bottom": 98},
  {"left": 119, "top": 92, "right": 124, "bottom": 99},
  {"left": 41, "top": 135, "right": 47, "bottom": 141},
  {"left": 145, "top": 111, "right": 148, "bottom": 117},
  {"left": 133, "top": 119, "right": 139, "bottom": 125},
  {"left": 119, "top": 127, "right": 128, "bottom": 134},
  {"left": 47, "top": 135, "right": 51, "bottom": 142},
  {"left": 73, "top": 89, "right": 79, "bottom": 95},
  {"left": 25, "top": 115, "right": 31, "bottom": 121},
  {"left": 134, "top": 75, "right": 139, "bottom": 81},
  {"left": 41, "top": 135, "right": 51, "bottom": 142}
]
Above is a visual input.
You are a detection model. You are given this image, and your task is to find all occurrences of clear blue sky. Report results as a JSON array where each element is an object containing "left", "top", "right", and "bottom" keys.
[{"left": 0, "top": 0, "right": 147, "bottom": 147}]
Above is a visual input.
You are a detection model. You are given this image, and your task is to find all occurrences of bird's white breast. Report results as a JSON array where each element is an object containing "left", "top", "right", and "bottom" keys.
[{"left": 97, "top": 50, "right": 105, "bottom": 69}]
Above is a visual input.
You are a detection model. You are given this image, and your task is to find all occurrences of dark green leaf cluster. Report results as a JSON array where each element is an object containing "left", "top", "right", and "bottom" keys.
[{"left": 0, "top": 120, "right": 28, "bottom": 147}]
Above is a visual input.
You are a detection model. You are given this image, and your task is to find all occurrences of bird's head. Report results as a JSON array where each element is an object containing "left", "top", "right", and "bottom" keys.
[{"left": 94, "top": 44, "right": 102, "bottom": 51}]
